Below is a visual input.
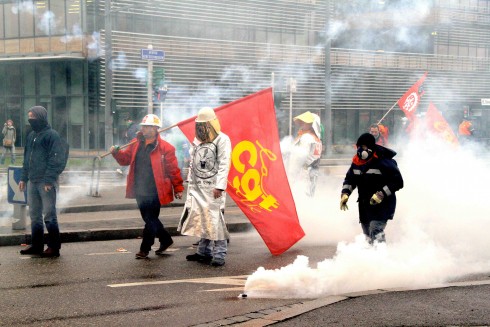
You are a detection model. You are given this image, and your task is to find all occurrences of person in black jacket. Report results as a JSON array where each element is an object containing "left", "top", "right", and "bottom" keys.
[
  {"left": 340, "top": 133, "right": 404, "bottom": 244},
  {"left": 19, "top": 106, "right": 65, "bottom": 257}
]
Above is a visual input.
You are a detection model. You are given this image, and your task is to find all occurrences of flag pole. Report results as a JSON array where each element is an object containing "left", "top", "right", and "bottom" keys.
[
  {"left": 98, "top": 123, "right": 179, "bottom": 158},
  {"left": 377, "top": 100, "right": 398, "bottom": 125}
]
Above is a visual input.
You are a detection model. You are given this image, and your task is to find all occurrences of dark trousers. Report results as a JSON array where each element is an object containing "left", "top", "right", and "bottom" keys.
[
  {"left": 136, "top": 195, "right": 172, "bottom": 253},
  {"left": 27, "top": 181, "right": 61, "bottom": 250}
]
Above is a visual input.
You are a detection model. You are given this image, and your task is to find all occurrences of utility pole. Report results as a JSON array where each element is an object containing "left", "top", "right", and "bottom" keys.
[
  {"left": 104, "top": 1, "right": 113, "bottom": 150},
  {"left": 147, "top": 44, "right": 153, "bottom": 114},
  {"left": 287, "top": 77, "right": 297, "bottom": 136}
]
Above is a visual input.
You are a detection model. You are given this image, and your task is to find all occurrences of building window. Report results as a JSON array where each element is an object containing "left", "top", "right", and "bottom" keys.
[
  {"left": 6, "top": 65, "right": 21, "bottom": 96},
  {"left": 23, "top": 64, "right": 36, "bottom": 96},
  {"left": 4, "top": 3, "right": 20, "bottom": 38},
  {"left": 38, "top": 63, "right": 51, "bottom": 96},
  {"left": 35, "top": 0, "right": 50, "bottom": 36},
  {"left": 0, "top": 5, "right": 4, "bottom": 38},
  {"left": 19, "top": 3, "right": 35, "bottom": 37},
  {"left": 50, "top": 1, "right": 65, "bottom": 35},
  {"left": 53, "top": 61, "right": 67, "bottom": 95}
]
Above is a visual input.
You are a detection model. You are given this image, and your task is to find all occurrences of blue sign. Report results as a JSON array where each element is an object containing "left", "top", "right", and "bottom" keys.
[
  {"left": 141, "top": 49, "right": 165, "bottom": 61},
  {"left": 7, "top": 166, "right": 27, "bottom": 205}
]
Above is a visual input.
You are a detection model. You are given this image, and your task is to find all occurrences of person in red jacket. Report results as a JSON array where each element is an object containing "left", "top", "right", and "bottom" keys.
[
  {"left": 369, "top": 124, "right": 389, "bottom": 147},
  {"left": 111, "top": 114, "right": 184, "bottom": 259}
]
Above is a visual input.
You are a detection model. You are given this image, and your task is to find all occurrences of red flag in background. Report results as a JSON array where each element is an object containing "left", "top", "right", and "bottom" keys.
[
  {"left": 425, "top": 102, "right": 459, "bottom": 145},
  {"left": 397, "top": 72, "right": 427, "bottom": 120},
  {"left": 178, "top": 88, "right": 304, "bottom": 255}
]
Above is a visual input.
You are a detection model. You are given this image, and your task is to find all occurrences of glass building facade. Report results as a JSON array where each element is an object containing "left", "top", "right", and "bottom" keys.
[{"left": 1, "top": 0, "right": 490, "bottom": 152}]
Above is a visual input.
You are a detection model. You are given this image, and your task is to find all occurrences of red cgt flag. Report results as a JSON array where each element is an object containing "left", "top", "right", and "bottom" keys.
[
  {"left": 397, "top": 72, "right": 428, "bottom": 120},
  {"left": 177, "top": 88, "right": 304, "bottom": 255},
  {"left": 425, "top": 102, "right": 459, "bottom": 145}
]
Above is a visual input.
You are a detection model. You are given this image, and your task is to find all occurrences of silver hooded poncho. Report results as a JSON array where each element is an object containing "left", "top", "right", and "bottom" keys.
[{"left": 178, "top": 133, "right": 232, "bottom": 240}]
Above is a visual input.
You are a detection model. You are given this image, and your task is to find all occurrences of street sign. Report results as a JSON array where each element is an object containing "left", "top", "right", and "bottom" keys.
[
  {"left": 141, "top": 49, "right": 165, "bottom": 61},
  {"left": 481, "top": 98, "right": 490, "bottom": 106},
  {"left": 7, "top": 166, "right": 27, "bottom": 205}
]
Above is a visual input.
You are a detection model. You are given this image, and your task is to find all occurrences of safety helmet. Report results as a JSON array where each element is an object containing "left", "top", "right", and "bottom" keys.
[
  {"left": 140, "top": 114, "right": 162, "bottom": 128},
  {"left": 196, "top": 107, "right": 216, "bottom": 122},
  {"left": 195, "top": 107, "right": 221, "bottom": 142},
  {"left": 293, "top": 111, "right": 315, "bottom": 124},
  {"left": 195, "top": 107, "right": 221, "bottom": 134}
]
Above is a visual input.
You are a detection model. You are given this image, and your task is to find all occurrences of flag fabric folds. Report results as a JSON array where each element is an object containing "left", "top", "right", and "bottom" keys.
[
  {"left": 425, "top": 102, "right": 459, "bottom": 145},
  {"left": 177, "top": 88, "right": 304, "bottom": 255},
  {"left": 397, "top": 72, "right": 428, "bottom": 120}
]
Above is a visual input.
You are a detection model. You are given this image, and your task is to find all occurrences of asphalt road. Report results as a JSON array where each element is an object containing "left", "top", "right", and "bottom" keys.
[
  {"left": 1, "top": 232, "right": 489, "bottom": 327},
  {"left": 0, "top": 232, "right": 331, "bottom": 326}
]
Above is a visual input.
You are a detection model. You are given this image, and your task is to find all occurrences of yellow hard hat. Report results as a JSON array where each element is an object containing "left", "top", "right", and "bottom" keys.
[
  {"left": 293, "top": 111, "right": 315, "bottom": 124},
  {"left": 140, "top": 114, "right": 162, "bottom": 128},
  {"left": 195, "top": 107, "right": 217, "bottom": 122}
]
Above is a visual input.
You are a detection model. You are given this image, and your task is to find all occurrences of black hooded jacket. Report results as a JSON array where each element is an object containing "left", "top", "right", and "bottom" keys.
[
  {"left": 21, "top": 108, "right": 65, "bottom": 185},
  {"left": 341, "top": 145, "right": 404, "bottom": 223}
]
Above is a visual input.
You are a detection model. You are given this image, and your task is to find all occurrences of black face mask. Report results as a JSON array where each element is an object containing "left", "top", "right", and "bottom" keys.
[{"left": 28, "top": 118, "right": 45, "bottom": 132}]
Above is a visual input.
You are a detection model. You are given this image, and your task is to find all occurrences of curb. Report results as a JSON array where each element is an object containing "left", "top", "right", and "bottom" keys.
[
  {"left": 59, "top": 202, "right": 184, "bottom": 214},
  {"left": 0, "top": 221, "right": 253, "bottom": 247}
]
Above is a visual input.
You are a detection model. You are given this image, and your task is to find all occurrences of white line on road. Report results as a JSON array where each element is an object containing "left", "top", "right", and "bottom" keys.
[
  {"left": 108, "top": 275, "right": 249, "bottom": 288},
  {"left": 85, "top": 252, "right": 133, "bottom": 256}
]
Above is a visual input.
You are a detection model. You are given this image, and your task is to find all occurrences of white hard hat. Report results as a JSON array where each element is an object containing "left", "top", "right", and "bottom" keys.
[
  {"left": 140, "top": 114, "right": 162, "bottom": 128},
  {"left": 195, "top": 107, "right": 217, "bottom": 123}
]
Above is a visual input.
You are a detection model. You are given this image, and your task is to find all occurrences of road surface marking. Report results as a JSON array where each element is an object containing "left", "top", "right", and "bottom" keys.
[
  {"left": 86, "top": 251, "right": 133, "bottom": 256},
  {"left": 108, "top": 275, "right": 248, "bottom": 288}
]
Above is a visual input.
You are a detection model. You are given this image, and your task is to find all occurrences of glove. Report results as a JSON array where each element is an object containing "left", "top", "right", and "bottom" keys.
[
  {"left": 340, "top": 194, "right": 349, "bottom": 211},
  {"left": 110, "top": 145, "right": 120, "bottom": 154},
  {"left": 370, "top": 191, "right": 384, "bottom": 205}
]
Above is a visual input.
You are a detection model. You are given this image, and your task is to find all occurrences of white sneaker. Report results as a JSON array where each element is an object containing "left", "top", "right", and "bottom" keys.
[{"left": 116, "top": 168, "right": 123, "bottom": 175}]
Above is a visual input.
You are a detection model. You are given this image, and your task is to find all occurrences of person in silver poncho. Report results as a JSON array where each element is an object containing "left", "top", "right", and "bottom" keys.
[
  {"left": 178, "top": 107, "right": 232, "bottom": 267},
  {"left": 289, "top": 111, "right": 322, "bottom": 197}
]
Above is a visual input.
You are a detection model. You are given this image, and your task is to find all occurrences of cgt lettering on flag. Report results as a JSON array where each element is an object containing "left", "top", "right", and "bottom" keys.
[{"left": 230, "top": 140, "right": 279, "bottom": 213}]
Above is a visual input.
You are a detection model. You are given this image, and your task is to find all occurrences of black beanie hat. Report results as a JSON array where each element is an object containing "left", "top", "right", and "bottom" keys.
[
  {"left": 356, "top": 133, "right": 376, "bottom": 149},
  {"left": 28, "top": 106, "right": 48, "bottom": 122}
]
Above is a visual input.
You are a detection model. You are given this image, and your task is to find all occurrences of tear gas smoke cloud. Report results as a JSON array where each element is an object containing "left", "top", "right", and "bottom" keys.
[
  {"left": 245, "top": 135, "right": 490, "bottom": 299},
  {"left": 61, "top": 24, "right": 83, "bottom": 44},
  {"left": 87, "top": 32, "right": 102, "bottom": 60},
  {"left": 11, "top": 1, "right": 35, "bottom": 15},
  {"left": 323, "top": 1, "right": 431, "bottom": 51}
]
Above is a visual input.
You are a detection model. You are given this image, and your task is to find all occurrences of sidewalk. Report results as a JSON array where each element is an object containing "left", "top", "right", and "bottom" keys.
[{"left": 0, "top": 183, "right": 250, "bottom": 247}]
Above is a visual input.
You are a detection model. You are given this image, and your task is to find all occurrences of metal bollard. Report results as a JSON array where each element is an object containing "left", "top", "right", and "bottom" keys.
[{"left": 12, "top": 204, "right": 27, "bottom": 230}]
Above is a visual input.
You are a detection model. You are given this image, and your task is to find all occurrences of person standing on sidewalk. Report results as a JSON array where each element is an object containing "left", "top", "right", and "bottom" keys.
[
  {"left": 1, "top": 119, "right": 16, "bottom": 165},
  {"left": 111, "top": 114, "right": 184, "bottom": 259},
  {"left": 19, "top": 106, "right": 65, "bottom": 257},
  {"left": 178, "top": 107, "right": 232, "bottom": 267}
]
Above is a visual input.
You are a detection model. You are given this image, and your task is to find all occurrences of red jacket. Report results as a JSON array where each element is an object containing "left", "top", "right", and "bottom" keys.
[{"left": 112, "top": 134, "right": 184, "bottom": 205}]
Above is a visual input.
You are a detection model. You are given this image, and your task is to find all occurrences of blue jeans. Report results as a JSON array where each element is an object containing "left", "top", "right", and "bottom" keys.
[
  {"left": 361, "top": 220, "right": 387, "bottom": 244},
  {"left": 28, "top": 181, "right": 60, "bottom": 250},
  {"left": 197, "top": 238, "right": 227, "bottom": 260}
]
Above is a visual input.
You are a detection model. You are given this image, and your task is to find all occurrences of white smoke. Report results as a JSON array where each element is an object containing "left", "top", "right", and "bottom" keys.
[
  {"left": 11, "top": 1, "right": 35, "bottom": 15},
  {"left": 132, "top": 68, "right": 147, "bottom": 84},
  {"left": 60, "top": 24, "right": 83, "bottom": 44},
  {"left": 87, "top": 32, "right": 101, "bottom": 60},
  {"left": 245, "top": 135, "right": 490, "bottom": 298}
]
